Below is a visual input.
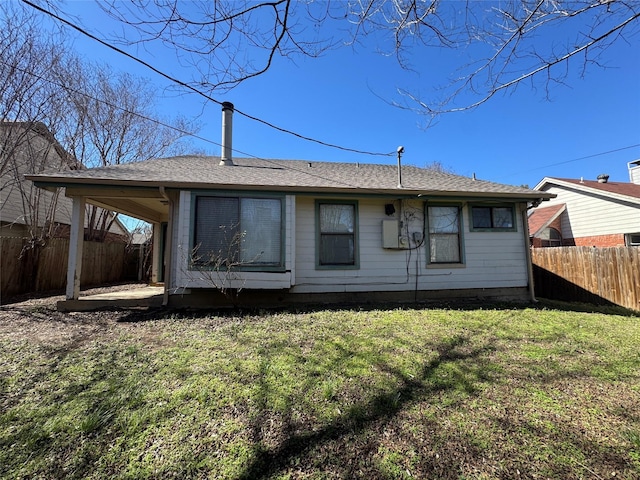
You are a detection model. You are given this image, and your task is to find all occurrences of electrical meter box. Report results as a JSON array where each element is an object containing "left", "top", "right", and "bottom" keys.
[{"left": 382, "top": 220, "right": 399, "bottom": 248}]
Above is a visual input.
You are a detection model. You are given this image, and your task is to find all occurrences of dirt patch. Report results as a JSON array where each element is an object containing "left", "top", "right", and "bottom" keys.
[{"left": 0, "top": 283, "right": 150, "bottom": 345}]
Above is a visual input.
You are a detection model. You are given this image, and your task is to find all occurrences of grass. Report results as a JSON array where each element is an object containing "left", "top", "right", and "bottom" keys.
[{"left": 1, "top": 302, "right": 639, "bottom": 479}]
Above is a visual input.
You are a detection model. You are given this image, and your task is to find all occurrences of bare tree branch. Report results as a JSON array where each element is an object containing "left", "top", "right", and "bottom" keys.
[
  {"left": 360, "top": 0, "right": 640, "bottom": 117},
  {"left": 35, "top": 1, "right": 640, "bottom": 119},
  {"left": 95, "top": 0, "right": 336, "bottom": 93},
  {"left": 2, "top": 2, "right": 199, "bottom": 244}
]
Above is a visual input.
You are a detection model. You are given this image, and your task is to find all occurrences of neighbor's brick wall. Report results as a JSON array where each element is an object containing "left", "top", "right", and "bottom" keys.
[
  {"left": 548, "top": 216, "right": 562, "bottom": 233},
  {"left": 564, "top": 233, "right": 626, "bottom": 247}
]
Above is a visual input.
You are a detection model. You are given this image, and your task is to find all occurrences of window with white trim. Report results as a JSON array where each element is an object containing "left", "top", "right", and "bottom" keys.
[
  {"left": 427, "top": 205, "right": 462, "bottom": 264},
  {"left": 625, "top": 233, "right": 640, "bottom": 246},
  {"left": 193, "top": 196, "right": 282, "bottom": 267}
]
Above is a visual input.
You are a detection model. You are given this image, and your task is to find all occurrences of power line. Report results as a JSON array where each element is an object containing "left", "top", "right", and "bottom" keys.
[
  {"left": 1, "top": 60, "right": 373, "bottom": 192},
  {"left": 499, "top": 143, "right": 640, "bottom": 180},
  {"left": 9, "top": 34, "right": 637, "bottom": 196},
  {"left": 0, "top": 58, "right": 220, "bottom": 148},
  {"left": 21, "top": 0, "right": 395, "bottom": 158}
]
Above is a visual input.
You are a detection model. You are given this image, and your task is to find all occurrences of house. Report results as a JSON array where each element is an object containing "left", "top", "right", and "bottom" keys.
[
  {"left": 529, "top": 164, "right": 640, "bottom": 247},
  {"left": 0, "top": 121, "right": 128, "bottom": 240},
  {"left": 27, "top": 103, "right": 552, "bottom": 309}
]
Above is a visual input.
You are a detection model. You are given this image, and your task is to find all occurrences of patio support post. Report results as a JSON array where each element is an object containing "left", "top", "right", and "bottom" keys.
[
  {"left": 66, "top": 196, "right": 85, "bottom": 300},
  {"left": 151, "top": 222, "right": 162, "bottom": 284},
  {"left": 162, "top": 197, "right": 174, "bottom": 306},
  {"left": 159, "top": 186, "right": 173, "bottom": 306}
]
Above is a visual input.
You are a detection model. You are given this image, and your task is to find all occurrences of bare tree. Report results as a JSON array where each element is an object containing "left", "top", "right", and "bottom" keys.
[
  {"left": 61, "top": 0, "right": 639, "bottom": 117},
  {"left": 64, "top": 64, "right": 195, "bottom": 168},
  {"left": 424, "top": 160, "right": 455, "bottom": 174},
  {"left": 2, "top": 2, "right": 198, "bottom": 244},
  {"left": 180, "top": 224, "right": 268, "bottom": 304},
  {"left": 59, "top": 63, "right": 196, "bottom": 241},
  {"left": 0, "top": 2, "right": 74, "bottom": 243}
]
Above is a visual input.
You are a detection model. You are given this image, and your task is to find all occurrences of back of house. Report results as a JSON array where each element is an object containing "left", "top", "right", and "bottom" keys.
[{"left": 27, "top": 105, "right": 552, "bottom": 309}]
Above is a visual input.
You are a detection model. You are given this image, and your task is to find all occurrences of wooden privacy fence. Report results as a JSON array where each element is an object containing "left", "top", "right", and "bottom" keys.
[
  {"left": 532, "top": 246, "right": 640, "bottom": 311},
  {"left": 1, "top": 237, "right": 129, "bottom": 300}
]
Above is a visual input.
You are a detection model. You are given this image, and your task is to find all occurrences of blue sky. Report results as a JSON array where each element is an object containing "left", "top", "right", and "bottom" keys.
[{"left": 38, "top": 1, "right": 640, "bottom": 189}]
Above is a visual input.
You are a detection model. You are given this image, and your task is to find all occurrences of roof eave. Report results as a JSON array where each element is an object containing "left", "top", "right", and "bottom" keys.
[{"left": 26, "top": 175, "right": 552, "bottom": 201}]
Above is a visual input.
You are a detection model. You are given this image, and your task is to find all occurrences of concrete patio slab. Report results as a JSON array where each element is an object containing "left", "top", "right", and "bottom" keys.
[{"left": 57, "top": 286, "right": 164, "bottom": 312}]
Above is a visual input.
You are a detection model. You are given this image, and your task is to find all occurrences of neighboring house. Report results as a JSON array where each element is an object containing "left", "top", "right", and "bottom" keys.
[
  {"left": 27, "top": 103, "right": 552, "bottom": 308},
  {"left": 0, "top": 121, "right": 128, "bottom": 240},
  {"left": 529, "top": 165, "right": 640, "bottom": 247}
]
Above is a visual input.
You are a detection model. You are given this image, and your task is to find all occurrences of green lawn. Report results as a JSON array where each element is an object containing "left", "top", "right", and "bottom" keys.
[{"left": 1, "top": 302, "right": 639, "bottom": 479}]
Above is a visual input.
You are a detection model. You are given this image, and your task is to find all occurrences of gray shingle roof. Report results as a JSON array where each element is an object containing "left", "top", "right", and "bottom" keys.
[{"left": 28, "top": 156, "right": 546, "bottom": 199}]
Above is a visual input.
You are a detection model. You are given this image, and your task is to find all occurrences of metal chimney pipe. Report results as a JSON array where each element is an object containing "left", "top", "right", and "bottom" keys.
[
  {"left": 396, "top": 146, "right": 405, "bottom": 188},
  {"left": 219, "top": 102, "right": 234, "bottom": 166}
]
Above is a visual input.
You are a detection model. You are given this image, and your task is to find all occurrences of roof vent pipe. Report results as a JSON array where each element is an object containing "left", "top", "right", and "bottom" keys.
[
  {"left": 219, "top": 102, "right": 234, "bottom": 166},
  {"left": 396, "top": 146, "right": 404, "bottom": 188},
  {"left": 597, "top": 173, "right": 609, "bottom": 183}
]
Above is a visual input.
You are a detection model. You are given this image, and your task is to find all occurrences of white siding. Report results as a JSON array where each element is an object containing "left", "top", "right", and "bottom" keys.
[
  {"left": 170, "top": 192, "right": 529, "bottom": 294},
  {"left": 291, "top": 197, "right": 528, "bottom": 293},
  {"left": 541, "top": 185, "right": 640, "bottom": 239},
  {"left": 630, "top": 163, "right": 640, "bottom": 185}
]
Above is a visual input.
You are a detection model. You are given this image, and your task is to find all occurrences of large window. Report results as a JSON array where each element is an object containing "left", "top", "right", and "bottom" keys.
[
  {"left": 193, "top": 196, "right": 282, "bottom": 268},
  {"left": 427, "top": 205, "right": 462, "bottom": 264},
  {"left": 470, "top": 205, "right": 515, "bottom": 231},
  {"left": 317, "top": 201, "right": 358, "bottom": 268}
]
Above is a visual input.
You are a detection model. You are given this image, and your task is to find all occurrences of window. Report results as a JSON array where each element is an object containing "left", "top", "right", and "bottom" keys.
[
  {"left": 193, "top": 196, "right": 282, "bottom": 268},
  {"left": 427, "top": 205, "right": 462, "bottom": 264},
  {"left": 626, "top": 233, "right": 640, "bottom": 246},
  {"left": 470, "top": 205, "right": 515, "bottom": 231},
  {"left": 317, "top": 201, "right": 358, "bottom": 268},
  {"left": 541, "top": 227, "right": 562, "bottom": 247}
]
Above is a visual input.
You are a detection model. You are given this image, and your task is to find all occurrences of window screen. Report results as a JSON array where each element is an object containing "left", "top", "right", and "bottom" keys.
[
  {"left": 195, "top": 197, "right": 239, "bottom": 264},
  {"left": 318, "top": 203, "right": 356, "bottom": 266},
  {"left": 428, "top": 206, "right": 461, "bottom": 263},
  {"left": 194, "top": 196, "right": 281, "bottom": 267}
]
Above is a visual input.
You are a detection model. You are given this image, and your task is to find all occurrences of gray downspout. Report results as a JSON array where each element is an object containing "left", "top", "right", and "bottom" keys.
[{"left": 521, "top": 203, "right": 537, "bottom": 303}]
